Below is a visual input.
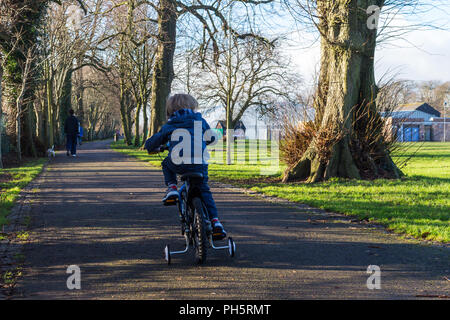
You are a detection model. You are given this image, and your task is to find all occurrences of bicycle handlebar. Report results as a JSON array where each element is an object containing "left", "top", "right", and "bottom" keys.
[
  {"left": 159, "top": 145, "right": 169, "bottom": 152},
  {"left": 147, "top": 144, "right": 169, "bottom": 154}
]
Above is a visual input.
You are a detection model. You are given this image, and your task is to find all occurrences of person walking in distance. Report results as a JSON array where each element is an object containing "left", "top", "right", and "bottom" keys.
[{"left": 64, "top": 109, "right": 79, "bottom": 157}]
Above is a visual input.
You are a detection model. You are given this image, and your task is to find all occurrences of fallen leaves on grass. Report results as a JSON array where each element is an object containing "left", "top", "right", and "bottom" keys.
[{"left": 421, "top": 232, "right": 431, "bottom": 239}]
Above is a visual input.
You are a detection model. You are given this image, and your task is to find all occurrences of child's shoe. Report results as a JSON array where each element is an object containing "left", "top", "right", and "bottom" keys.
[
  {"left": 211, "top": 218, "right": 227, "bottom": 240},
  {"left": 163, "top": 184, "right": 178, "bottom": 206}
]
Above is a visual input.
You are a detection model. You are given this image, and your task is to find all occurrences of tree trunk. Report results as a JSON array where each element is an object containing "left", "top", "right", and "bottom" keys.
[
  {"left": 59, "top": 68, "right": 72, "bottom": 145},
  {"left": 119, "top": 86, "right": 133, "bottom": 145},
  {"left": 283, "top": 0, "right": 402, "bottom": 183},
  {"left": 15, "top": 48, "right": 36, "bottom": 161},
  {"left": 226, "top": 110, "right": 234, "bottom": 165},
  {"left": 46, "top": 70, "right": 55, "bottom": 148},
  {"left": 25, "top": 101, "right": 37, "bottom": 157},
  {"left": 35, "top": 99, "right": 44, "bottom": 145},
  {"left": 134, "top": 102, "right": 142, "bottom": 146},
  {"left": 39, "top": 87, "right": 49, "bottom": 150},
  {"left": 16, "top": 100, "right": 22, "bottom": 162},
  {"left": 0, "top": 1, "right": 43, "bottom": 159},
  {"left": 141, "top": 98, "right": 148, "bottom": 146},
  {"left": 3, "top": 50, "right": 37, "bottom": 159},
  {"left": 0, "top": 63, "right": 3, "bottom": 168},
  {"left": 75, "top": 60, "right": 85, "bottom": 125},
  {"left": 149, "top": 0, "right": 177, "bottom": 135}
]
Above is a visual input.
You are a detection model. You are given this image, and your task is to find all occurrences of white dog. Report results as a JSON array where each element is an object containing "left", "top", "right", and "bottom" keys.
[{"left": 47, "top": 145, "right": 56, "bottom": 158}]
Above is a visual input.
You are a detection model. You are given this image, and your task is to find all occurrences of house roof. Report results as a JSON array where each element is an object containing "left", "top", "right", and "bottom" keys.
[
  {"left": 216, "top": 120, "right": 246, "bottom": 130},
  {"left": 396, "top": 102, "right": 441, "bottom": 117}
]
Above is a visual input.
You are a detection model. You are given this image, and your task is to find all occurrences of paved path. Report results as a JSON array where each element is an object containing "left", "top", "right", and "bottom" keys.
[{"left": 12, "top": 140, "right": 449, "bottom": 299}]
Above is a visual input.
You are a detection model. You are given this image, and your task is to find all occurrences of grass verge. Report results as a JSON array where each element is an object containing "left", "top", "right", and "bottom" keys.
[{"left": 0, "top": 159, "right": 47, "bottom": 232}]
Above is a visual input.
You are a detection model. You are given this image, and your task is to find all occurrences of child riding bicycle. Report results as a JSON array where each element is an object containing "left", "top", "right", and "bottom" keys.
[{"left": 144, "top": 94, "right": 227, "bottom": 240}]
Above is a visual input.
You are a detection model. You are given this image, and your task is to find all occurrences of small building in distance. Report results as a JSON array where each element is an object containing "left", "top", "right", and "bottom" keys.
[
  {"left": 215, "top": 120, "right": 247, "bottom": 140},
  {"left": 383, "top": 102, "right": 449, "bottom": 142}
]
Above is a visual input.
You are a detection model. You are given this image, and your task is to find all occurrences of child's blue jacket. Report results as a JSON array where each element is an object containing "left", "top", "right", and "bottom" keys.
[{"left": 144, "top": 109, "right": 215, "bottom": 165}]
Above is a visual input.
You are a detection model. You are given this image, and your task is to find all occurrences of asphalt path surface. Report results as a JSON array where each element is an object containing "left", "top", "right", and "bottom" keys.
[{"left": 13, "top": 140, "right": 450, "bottom": 299}]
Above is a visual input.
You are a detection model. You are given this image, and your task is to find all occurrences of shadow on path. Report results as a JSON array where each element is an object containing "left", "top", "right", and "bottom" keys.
[{"left": 13, "top": 140, "right": 450, "bottom": 300}]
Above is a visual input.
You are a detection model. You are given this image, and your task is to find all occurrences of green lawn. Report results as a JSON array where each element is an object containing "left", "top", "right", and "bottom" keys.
[
  {"left": 111, "top": 141, "right": 449, "bottom": 243},
  {"left": 0, "top": 159, "right": 47, "bottom": 234}
]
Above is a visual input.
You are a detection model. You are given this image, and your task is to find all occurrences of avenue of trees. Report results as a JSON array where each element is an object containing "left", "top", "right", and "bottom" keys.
[
  {"left": 1, "top": 0, "right": 447, "bottom": 182},
  {"left": 0, "top": 0, "right": 119, "bottom": 167}
]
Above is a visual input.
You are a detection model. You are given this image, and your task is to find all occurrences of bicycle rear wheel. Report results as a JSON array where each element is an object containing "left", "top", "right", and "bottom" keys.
[{"left": 192, "top": 197, "right": 208, "bottom": 264}]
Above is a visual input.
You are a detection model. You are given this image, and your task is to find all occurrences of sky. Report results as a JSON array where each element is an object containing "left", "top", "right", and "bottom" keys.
[
  {"left": 283, "top": 2, "right": 450, "bottom": 84},
  {"left": 375, "top": 27, "right": 450, "bottom": 83},
  {"left": 195, "top": 2, "right": 450, "bottom": 129}
]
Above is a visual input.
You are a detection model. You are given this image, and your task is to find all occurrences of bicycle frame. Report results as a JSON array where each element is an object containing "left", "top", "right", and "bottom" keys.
[{"left": 164, "top": 176, "right": 236, "bottom": 264}]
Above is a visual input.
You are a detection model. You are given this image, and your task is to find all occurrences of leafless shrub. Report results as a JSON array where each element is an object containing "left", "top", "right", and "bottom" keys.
[
  {"left": 280, "top": 115, "right": 346, "bottom": 168},
  {"left": 280, "top": 119, "right": 316, "bottom": 167}
]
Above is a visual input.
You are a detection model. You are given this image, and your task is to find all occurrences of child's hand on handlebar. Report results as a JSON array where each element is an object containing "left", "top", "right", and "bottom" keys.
[
  {"left": 147, "top": 145, "right": 169, "bottom": 155},
  {"left": 147, "top": 149, "right": 159, "bottom": 155}
]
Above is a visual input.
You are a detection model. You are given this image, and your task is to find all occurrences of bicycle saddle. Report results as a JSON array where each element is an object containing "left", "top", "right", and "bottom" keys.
[{"left": 180, "top": 172, "right": 204, "bottom": 181}]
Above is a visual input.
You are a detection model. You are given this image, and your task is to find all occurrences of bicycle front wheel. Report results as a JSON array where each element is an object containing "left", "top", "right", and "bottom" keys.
[{"left": 192, "top": 197, "right": 208, "bottom": 264}]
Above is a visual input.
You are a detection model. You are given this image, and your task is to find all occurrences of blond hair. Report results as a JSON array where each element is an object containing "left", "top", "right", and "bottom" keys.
[{"left": 166, "top": 94, "right": 198, "bottom": 117}]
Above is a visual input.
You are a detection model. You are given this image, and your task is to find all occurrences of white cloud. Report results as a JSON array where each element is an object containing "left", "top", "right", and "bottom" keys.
[
  {"left": 375, "top": 28, "right": 450, "bottom": 82},
  {"left": 284, "top": 12, "right": 450, "bottom": 84},
  {"left": 284, "top": 28, "right": 450, "bottom": 84}
]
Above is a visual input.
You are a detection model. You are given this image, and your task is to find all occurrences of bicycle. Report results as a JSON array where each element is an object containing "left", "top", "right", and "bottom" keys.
[{"left": 151, "top": 145, "right": 236, "bottom": 265}]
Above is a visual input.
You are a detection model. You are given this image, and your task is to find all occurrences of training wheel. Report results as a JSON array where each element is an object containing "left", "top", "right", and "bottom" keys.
[
  {"left": 164, "top": 245, "right": 171, "bottom": 265},
  {"left": 228, "top": 237, "right": 236, "bottom": 257}
]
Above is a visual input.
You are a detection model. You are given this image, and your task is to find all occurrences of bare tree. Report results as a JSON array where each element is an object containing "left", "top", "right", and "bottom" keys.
[
  {"left": 0, "top": 1, "right": 43, "bottom": 158},
  {"left": 0, "top": 0, "right": 119, "bottom": 161},
  {"left": 418, "top": 81, "right": 450, "bottom": 113},
  {"left": 103, "top": 0, "right": 154, "bottom": 145},
  {"left": 281, "top": 0, "right": 448, "bottom": 183},
  {"left": 147, "top": 0, "right": 276, "bottom": 135},
  {"left": 126, "top": 3, "right": 157, "bottom": 146},
  {"left": 95, "top": 0, "right": 276, "bottom": 143},
  {"left": 15, "top": 47, "right": 37, "bottom": 161},
  {"left": 39, "top": 0, "right": 108, "bottom": 148},
  {"left": 199, "top": 37, "right": 296, "bottom": 128},
  {"left": 129, "top": 40, "right": 155, "bottom": 146}
]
